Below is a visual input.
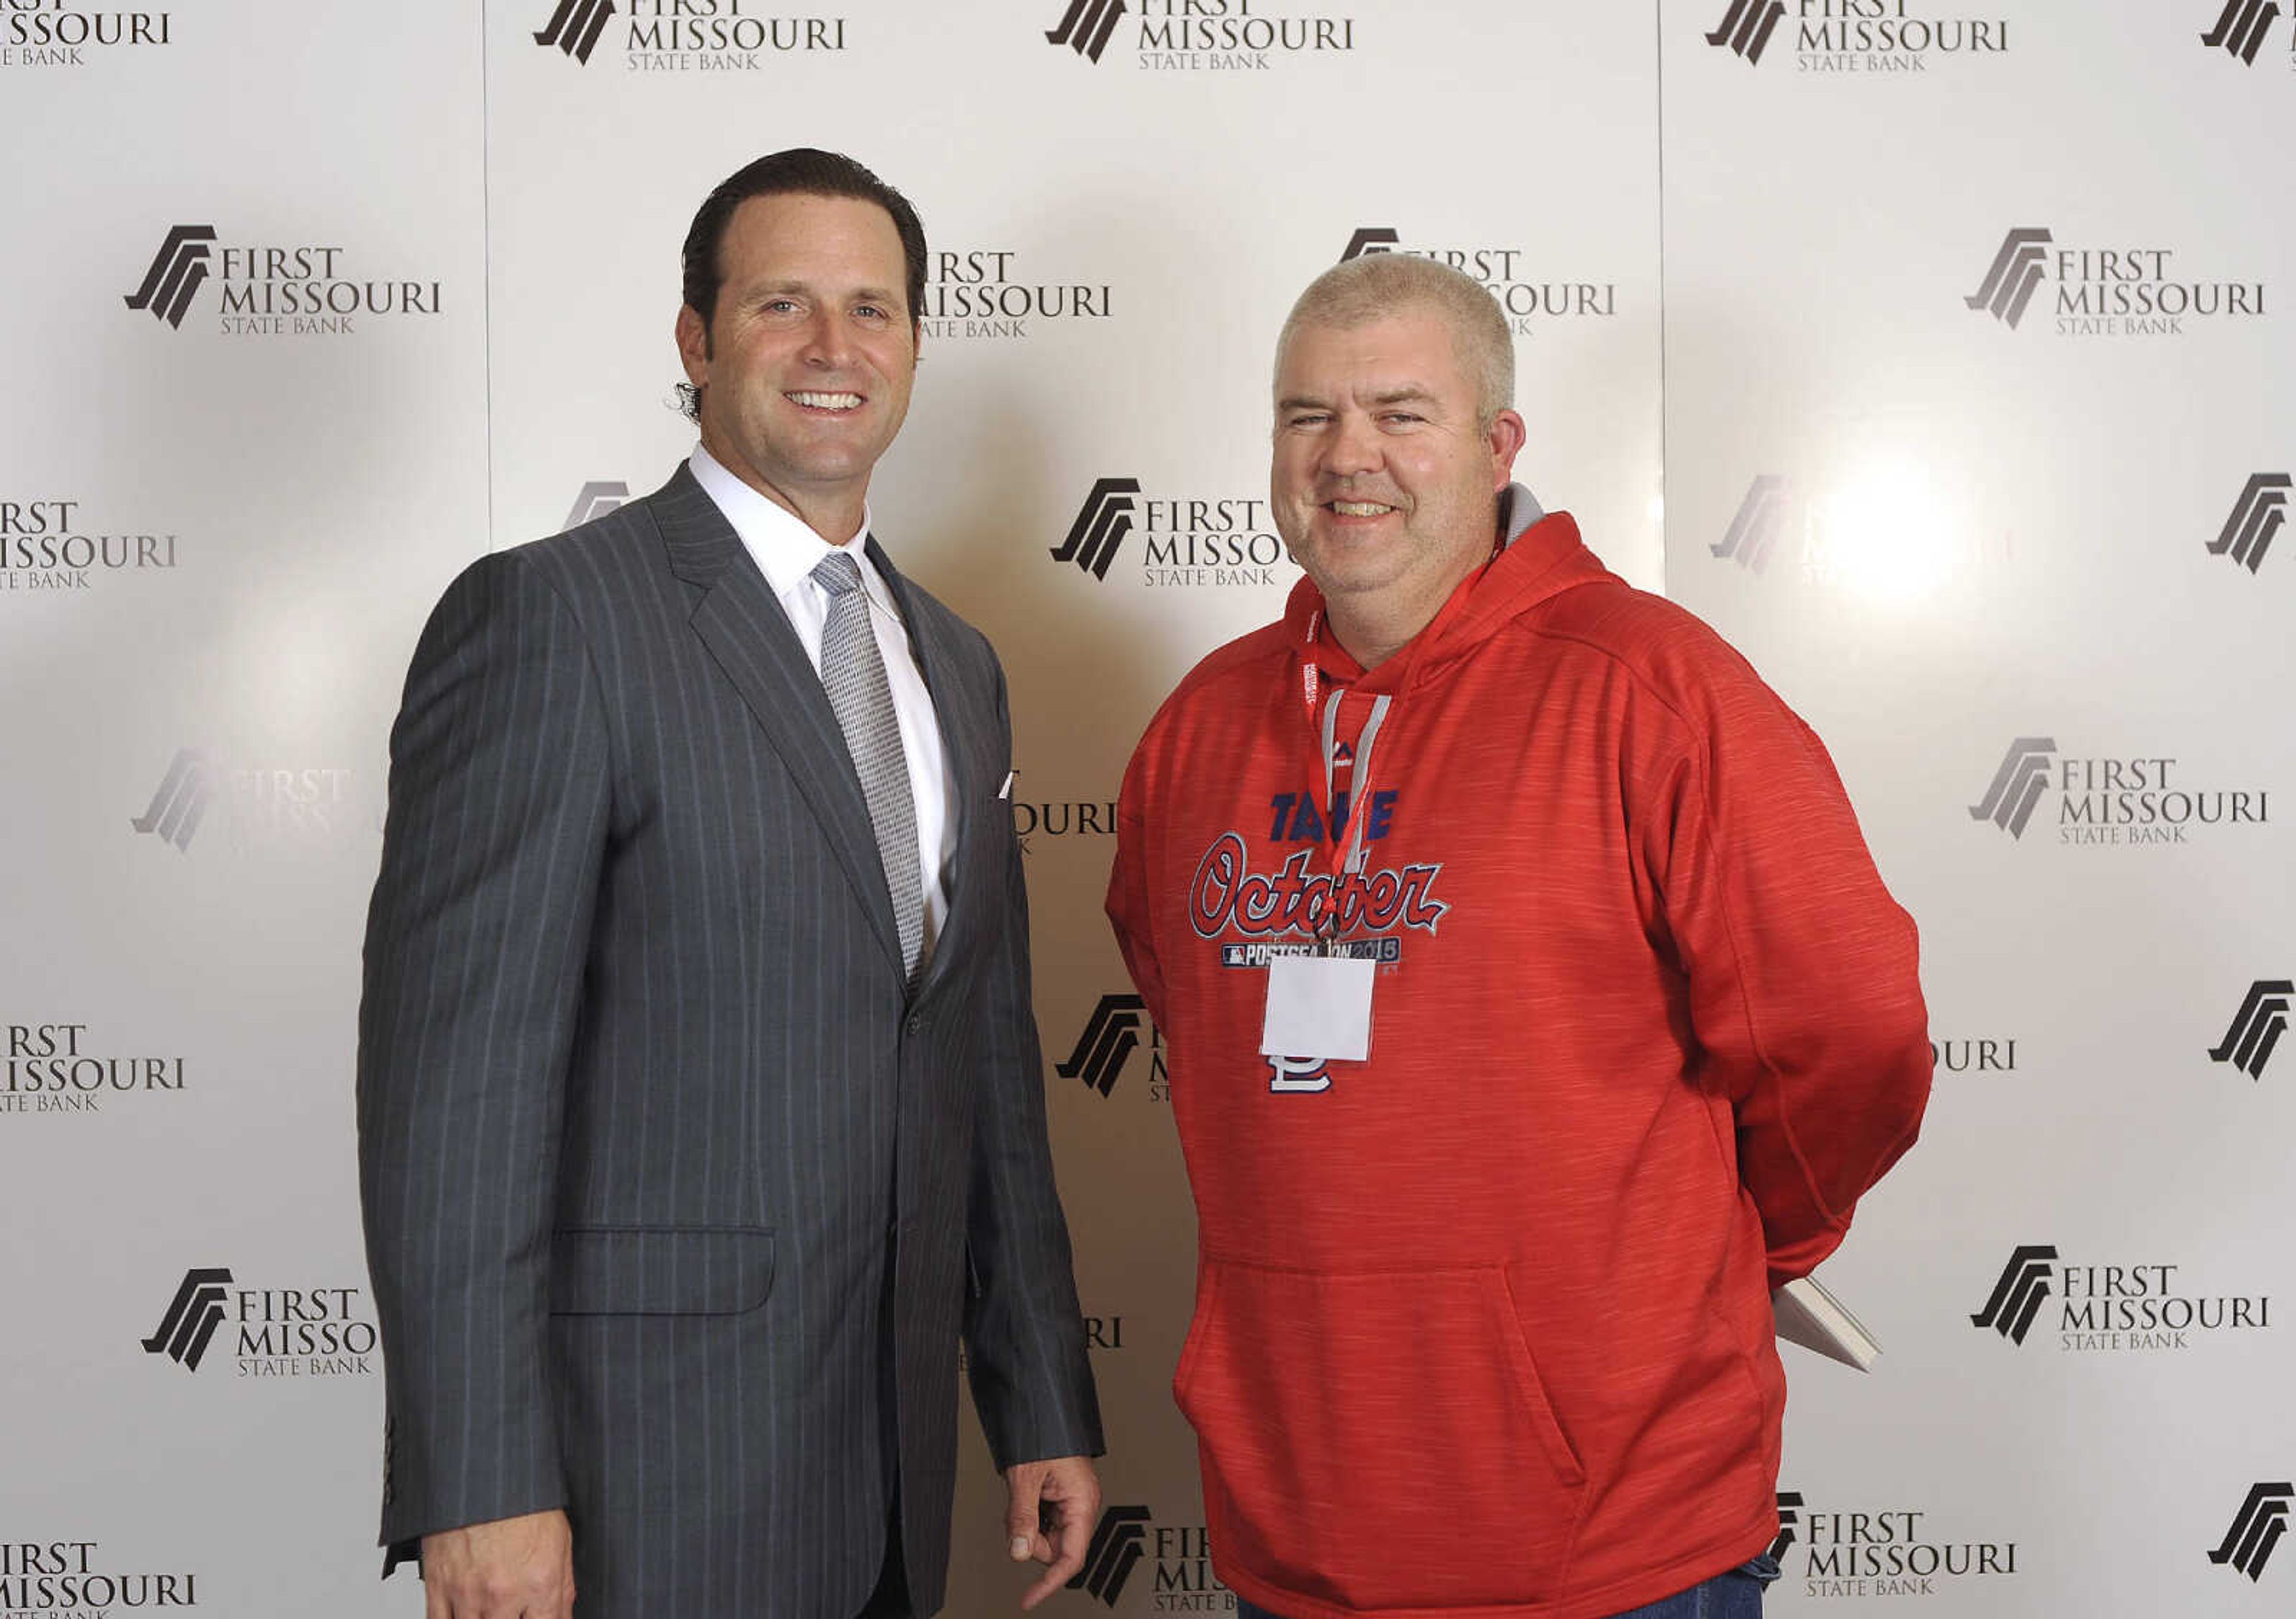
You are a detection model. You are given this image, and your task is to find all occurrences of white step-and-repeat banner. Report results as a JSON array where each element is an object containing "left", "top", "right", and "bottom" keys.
[{"left": 3, "top": 4, "right": 2289, "bottom": 1615}]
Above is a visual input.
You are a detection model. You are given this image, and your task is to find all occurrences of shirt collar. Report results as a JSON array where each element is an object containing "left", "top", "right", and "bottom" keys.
[{"left": 689, "top": 442, "right": 881, "bottom": 606}]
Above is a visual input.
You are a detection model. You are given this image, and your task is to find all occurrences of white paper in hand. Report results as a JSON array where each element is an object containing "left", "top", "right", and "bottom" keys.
[
  {"left": 1260, "top": 954, "right": 1374, "bottom": 1062},
  {"left": 1772, "top": 1275, "right": 1881, "bottom": 1371}
]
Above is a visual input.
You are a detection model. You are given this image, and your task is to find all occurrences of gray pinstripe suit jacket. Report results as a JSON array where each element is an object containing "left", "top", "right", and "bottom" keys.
[{"left": 356, "top": 465, "right": 1103, "bottom": 1618}]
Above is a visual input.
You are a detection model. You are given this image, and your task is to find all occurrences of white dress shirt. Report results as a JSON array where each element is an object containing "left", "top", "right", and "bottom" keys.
[{"left": 689, "top": 444, "right": 955, "bottom": 964}]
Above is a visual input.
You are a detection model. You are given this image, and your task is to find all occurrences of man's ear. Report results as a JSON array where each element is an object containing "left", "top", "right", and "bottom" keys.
[
  {"left": 1488, "top": 408, "right": 1529, "bottom": 488},
  {"left": 675, "top": 304, "right": 710, "bottom": 387}
]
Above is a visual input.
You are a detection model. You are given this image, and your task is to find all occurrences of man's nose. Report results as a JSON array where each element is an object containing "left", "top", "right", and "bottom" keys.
[
  {"left": 1321, "top": 411, "right": 1383, "bottom": 476},
  {"left": 798, "top": 307, "right": 853, "bottom": 367}
]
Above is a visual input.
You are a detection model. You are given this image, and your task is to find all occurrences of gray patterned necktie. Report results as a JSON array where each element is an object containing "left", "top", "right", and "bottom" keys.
[{"left": 811, "top": 551, "right": 923, "bottom": 978}]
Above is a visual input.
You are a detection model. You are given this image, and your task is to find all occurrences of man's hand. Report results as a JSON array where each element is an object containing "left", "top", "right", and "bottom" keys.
[
  {"left": 421, "top": 1510, "right": 575, "bottom": 1619},
  {"left": 1003, "top": 1455, "right": 1102, "bottom": 1610}
]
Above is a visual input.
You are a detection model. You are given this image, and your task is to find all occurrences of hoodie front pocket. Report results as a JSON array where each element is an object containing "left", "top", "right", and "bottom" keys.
[{"left": 1174, "top": 1259, "right": 1587, "bottom": 1610}]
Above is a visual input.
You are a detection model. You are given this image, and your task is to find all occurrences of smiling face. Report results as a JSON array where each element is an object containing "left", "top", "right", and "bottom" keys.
[
  {"left": 675, "top": 191, "right": 918, "bottom": 542},
  {"left": 1271, "top": 309, "right": 1525, "bottom": 660}
]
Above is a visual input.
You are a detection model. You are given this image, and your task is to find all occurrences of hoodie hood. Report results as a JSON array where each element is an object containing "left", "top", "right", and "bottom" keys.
[{"left": 1278, "top": 483, "right": 1622, "bottom": 695}]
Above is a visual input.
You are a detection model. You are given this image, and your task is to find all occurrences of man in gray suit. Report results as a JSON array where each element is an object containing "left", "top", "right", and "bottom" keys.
[{"left": 357, "top": 148, "right": 1104, "bottom": 1619}]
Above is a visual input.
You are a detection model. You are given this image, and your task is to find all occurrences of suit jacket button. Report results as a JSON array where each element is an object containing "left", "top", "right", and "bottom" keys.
[{"left": 905, "top": 1015, "right": 922, "bottom": 1035}]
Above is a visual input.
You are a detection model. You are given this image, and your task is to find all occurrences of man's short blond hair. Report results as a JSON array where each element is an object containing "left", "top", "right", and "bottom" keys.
[{"left": 1275, "top": 253, "right": 1515, "bottom": 429}]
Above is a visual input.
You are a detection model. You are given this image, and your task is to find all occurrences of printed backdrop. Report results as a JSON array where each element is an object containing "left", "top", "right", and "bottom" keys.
[{"left": 2, "top": 3, "right": 2290, "bottom": 1615}]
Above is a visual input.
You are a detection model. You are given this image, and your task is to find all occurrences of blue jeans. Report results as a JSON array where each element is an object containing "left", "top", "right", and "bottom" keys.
[
  {"left": 1605, "top": 1556, "right": 1780, "bottom": 1618},
  {"left": 1234, "top": 1557, "right": 1779, "bottom": 1619}
]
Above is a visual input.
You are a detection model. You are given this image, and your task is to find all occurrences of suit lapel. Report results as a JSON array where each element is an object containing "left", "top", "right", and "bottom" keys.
[{"left": 651, "top": 465, "right": 905, "bottom": 975}]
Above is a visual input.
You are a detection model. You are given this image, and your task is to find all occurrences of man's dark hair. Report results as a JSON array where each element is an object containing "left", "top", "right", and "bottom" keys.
[{"left": 680, "top": 148, "right": 928, "bottom": 335}]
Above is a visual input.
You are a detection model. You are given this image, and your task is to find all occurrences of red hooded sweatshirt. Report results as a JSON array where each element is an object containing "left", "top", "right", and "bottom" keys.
[{"left": 1107, "top": 500, "right": 1931, "bottom": 1619}]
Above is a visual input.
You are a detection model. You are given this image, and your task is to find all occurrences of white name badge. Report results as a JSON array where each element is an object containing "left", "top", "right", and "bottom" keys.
[{"left": 1260, "top": 954, "right": 1375, "bottom": 1063}]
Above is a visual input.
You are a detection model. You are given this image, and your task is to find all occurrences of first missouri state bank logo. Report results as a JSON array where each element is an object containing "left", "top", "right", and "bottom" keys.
[
  {"left": 2210, "top": 474, "right": 2289, "bottom": 574},
  {"left": 1764, "top": 1489, "right": 2019, "bottom": 1597},
  {"left": 535, "top": 0, "right": 615, "bottom": 62},
  {"left": 1711, "top": 475, "right": 1791, "bottom": 572},
  {"left": 0, "top": 1541, "right": 201, "bottom": 1612},
  {"left": 130, "top": 748, "right": 366, "bottom": 853},
  {"left": 1969, "top": 1246, "right": 2056, "bottom": 1346},
  {"left": 1967, "top": 737, "right": 2268, "bottom": 847},
  {"left": 1706, "top": 1, "right": 1785, "bottom": 62},
  {"left": 562, "top": 480, "right": 630, "bottom": 530},
  {"left": 1964, "top": 229, "right": 2051, "bottom": 328},
  {"left": 2, "top": 2, "right": 175, "bottom": 68},
  {"left": 1051, "top": 478, "right": 1286, "bottom": 588},
  {"left": 1058, "top": 994, "right": 1164, "bottom": 1099},
  {"left": 123, "top": 225, "right": 215, "bottom": 329},
  {"left": 1008, "top": 773, "right": 1118, "bottom": 856},
  {"left": 1051, "top": 478, "right": 1140, "bottom": 580},
  {"left": 1967, "top": 738, "right": 2054, "bottom": 839},
  {"left": 1708, "top": 471, "right": 2011, "bottom": 590},
  {"left": 124, "top": 225, "right": 443, "bottom": 336},
  {"left": 1045, "top": 0, "right": 1126, "bottom": 62},
  {"left": 920, "top": 248, "right": 1114, "bottom": 342},
  {"left": 2211, "top": 980, "right": 2291, "bottom": 1080},
  {"left": 1068, "top": 1505, "right": 1152, "bottom": 1603},
  {"left": 1067, "top": 1504, "right": 1223, "bottom": 1604},
  {"left": 1043, "top": 0, "right": 1356, "bottom": 71},
  {"left": 1704, "top": 0, "right": 2008, "bottom": 69},
  {"left": 141, "top": 1267, "right": 233, "bottom": 1370},
  {"left": 1338, "top": 226, "right": 1618, "bottom": 337},
  {"left": 130, "top": 749, "right": 214, "bottom": 850},
  {"left": 1971, "top": 1245, "right": 2270, "bottom": 1352},
  {"left": 142, "top": 1266, "right": 379, "bottom": 1376},
  {"left": 2202, "top": 0, "right": 2285, "bottom": 65},
  {"left": 2, "top": 495, "right": 181, "bottom": 599},
  {"left": 3, "top": 1019, "right": 186, "bottom": 1119},
  {"left": 2212, "top": 1484, "right": 2293, "bottom": 1581},
  {"left": 534, "top": 0, "right": 847, "bottom": 68},
  {"left": 1965, "top": 226, "right": 2266, "bottom": 337},
  {"left": 1769, "top": 1492, "right": 1803, "bottom": 1560}
]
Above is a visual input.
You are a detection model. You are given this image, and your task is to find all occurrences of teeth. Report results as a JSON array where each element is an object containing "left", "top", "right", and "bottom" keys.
[
  {"left": 1332, "top": 501, "right": 1395, "bottom": 517},
  {"left": 789, "top": 391, "right": 863, "bottom": 409}
]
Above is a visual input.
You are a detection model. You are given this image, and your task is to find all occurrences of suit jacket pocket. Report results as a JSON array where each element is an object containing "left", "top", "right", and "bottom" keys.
[{"left": 548, "top": 1225, "right": 776, "bottom": 1315}]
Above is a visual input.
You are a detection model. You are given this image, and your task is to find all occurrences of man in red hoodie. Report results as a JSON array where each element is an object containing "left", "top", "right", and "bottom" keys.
[{"left": 1106, "top": 254, "right": 1932, "bottom": 1619}]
